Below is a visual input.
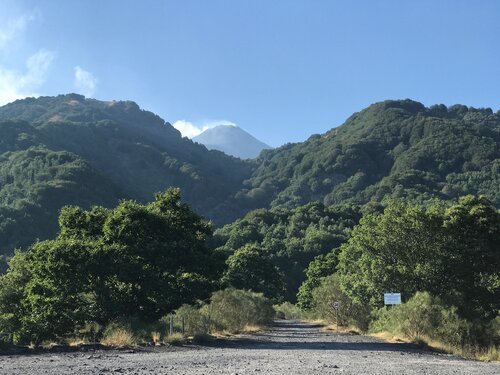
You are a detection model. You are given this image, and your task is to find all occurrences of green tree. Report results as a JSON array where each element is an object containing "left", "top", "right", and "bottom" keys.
[
  {"left": 20, "top": 239, "right": 99, "bottom": 343},
  {"left": 0, "top": 251, "right": 30, "bottom": 342},
  {"left": 310, "top": 274, "right": 371, "bottom": 330},
  {"left": 0, "top": 188, "right": 225, "bottom": 344},
  {"left": 442, "top": 196, "right": 500, "bottom": 320},
  {"left": 296, "top": 250, "right": 338, "bottom": 310},
  {"left": 222, "top": 244, "right": 285, "bottom": 300},
  {"left": 338, "top": 200, "right": 446, "bottom": 307},
  {"left": 337, "top": 197, "right": 500, "bottom": 321}
]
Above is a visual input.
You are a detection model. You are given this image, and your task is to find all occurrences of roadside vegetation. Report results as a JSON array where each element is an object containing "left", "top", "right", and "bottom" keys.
[
  {"left": 0, "top": 189, "right": 497, "bottom": 362},
  {"left": 298, "top": 196, "right": 499, "bottom": 361}
]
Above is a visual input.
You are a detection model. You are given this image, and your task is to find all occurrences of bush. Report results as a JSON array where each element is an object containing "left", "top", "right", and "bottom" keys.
[
  {"left": 209, "top": 288, "right": 274, "bottom": 333},
  {"left": 370, "top": 292, "right": 471, "bottom": 347},
  {"left": 274, "top": 302, "right": 304, "bottom": 320},
  {"left": 173, "top": 304, "right": 208, "bottom": 336},
  {"left": 310, "top": 274, "right": 371, "bottom": 330}
]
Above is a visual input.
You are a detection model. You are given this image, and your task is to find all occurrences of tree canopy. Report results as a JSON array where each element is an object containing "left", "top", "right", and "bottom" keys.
[
  {"left": 337, "top": 196, "right": 499, "bottom": 320},
  {"left": 0, "top": 188, "right": 224, "bottom": 343}
]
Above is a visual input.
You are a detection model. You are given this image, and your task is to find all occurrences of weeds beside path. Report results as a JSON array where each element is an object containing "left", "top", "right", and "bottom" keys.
[{"left": 1, "top": 320, "right": 499, "bottom": 375}]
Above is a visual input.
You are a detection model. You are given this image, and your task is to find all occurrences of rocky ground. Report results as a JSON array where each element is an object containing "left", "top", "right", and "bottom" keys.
[{"left": 0, "top": 320, "right": 498, "bottom": 374}]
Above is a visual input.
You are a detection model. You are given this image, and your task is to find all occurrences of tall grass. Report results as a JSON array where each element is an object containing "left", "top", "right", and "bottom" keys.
[{"left": 101, "top": 328, "right": 136, "bottom": 347}]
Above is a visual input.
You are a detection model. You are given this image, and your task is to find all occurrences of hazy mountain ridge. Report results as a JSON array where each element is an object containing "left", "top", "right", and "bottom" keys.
[{"left": 192, "top": 125, "right": 272, "bottom": 159}]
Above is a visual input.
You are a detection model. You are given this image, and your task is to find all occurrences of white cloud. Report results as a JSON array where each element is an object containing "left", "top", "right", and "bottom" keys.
[
  {"left": 0, "top": 14, "right": 34, "bottom": 50},
  {"left": 172, "top": 120, "right": 209, "bottom": 138},
  {"left": 74, "top": 66, "right": 97, "bottom": 98},
  {"left": 0, "top": 49, "right": 54, "bottom": 105},
  {"left": 172, "top": 119, "right": 236, "bottom": 138},
  {"left": 0, "top": 13, "right": 54, "bottom": 106}
]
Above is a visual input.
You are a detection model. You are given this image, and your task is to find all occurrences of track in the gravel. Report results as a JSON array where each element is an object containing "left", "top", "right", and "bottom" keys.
[{"left": 1, "top": 320, "right": 498, "bottom": 374}]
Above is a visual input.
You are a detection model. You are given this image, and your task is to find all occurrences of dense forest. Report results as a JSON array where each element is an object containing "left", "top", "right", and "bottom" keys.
[
  {"left": 232, "top": 100, "right": 500, "bottom": 214},
  {"left": 0, "top": 189, "right": 497, "bottom": 354},
  {"left": 212, "top": 202, "right": 362, "bottom": 301},
  {"left": 0, "top": 95, "right": 498, "bottom": 258},
  {"left": 0, "top": 94, "right": 252, "bottom": 255},
  {"left": 0, "top": 95, "right": 498, "bottom": 354}
]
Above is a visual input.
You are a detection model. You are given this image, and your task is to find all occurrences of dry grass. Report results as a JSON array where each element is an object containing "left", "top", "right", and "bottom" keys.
[
  {"left": 40, "top": 341, "right": 59, "bottom": 349},
  {"left": 323, "top": 323, "right": 362, "bottom": 335},
  {"left": 101, "top": 328, "right": 136, "bottom": 347},
  {"left": 369, "top": 331, "right": 499, "bottom": 362},
  {"left": 151, "top": 331, "right": 161, "bottom": 346},
  {"left": 67, "top": 338, "right": 87, "bottom": 347},
  {"left": 211, "top": 330, "right": 232, "bottom": 337},
  {"left": 369, "top": 331, "right": 410, "bottom": 344},
  {"left": 241, "top": 324, "right": 263, "bottom": 333},
  {"left": 478, "top": 346, "right": 500, "bottom": 362}
]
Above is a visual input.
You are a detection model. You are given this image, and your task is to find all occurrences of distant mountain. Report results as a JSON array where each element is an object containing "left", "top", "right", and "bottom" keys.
[{"left": 192, "top": 125, "right": 272, "bottom": 159}]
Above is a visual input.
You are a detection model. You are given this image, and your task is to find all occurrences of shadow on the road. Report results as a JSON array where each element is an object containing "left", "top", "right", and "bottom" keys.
[
  {"left": 271, "top": 321, "right": 324, "bottom": 329},
  {"left": 205, "top": 320, "right": 429, "bottom": 354},
  {"left": 206, "top": 337, "right": 426, "bottom": 353}
]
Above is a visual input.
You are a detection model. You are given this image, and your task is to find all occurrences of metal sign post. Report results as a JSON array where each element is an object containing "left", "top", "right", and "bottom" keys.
[{"left": 332, "top": 301, "right": 341, "bottom": 331}]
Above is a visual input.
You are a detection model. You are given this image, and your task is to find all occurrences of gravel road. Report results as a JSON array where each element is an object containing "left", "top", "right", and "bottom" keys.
[{"left": 1, "top": 320, "right": 498, "bottom": 374}]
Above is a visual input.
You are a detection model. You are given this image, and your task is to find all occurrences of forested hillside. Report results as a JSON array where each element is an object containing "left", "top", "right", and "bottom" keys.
[
  {"left": 230, "top": 100, "right": 499, "bottom": 217},
  {"left": 0, "top": 96, "right": 498, "bottom": 256},
  {"left": 0, "top": 94, "right": 252, "bottom": 254},
  {"left": 212, "top": 202, "right": 362, "bottom": 301}
]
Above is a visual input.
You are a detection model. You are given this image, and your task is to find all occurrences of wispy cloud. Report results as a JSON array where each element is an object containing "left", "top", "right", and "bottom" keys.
[
  {"left": 0, "top": 49, "right": 54, "bottom": 105},
  {"left": 74, "top": 66, "right": 97, "bottom": 98},
  {"left": 0, "top": 13, "right": 54, "bottom": 106},
  {"left": 0, "top": 14, "right": 34, "bottom": 50},
  {"left": 172, "top": 119, "right": 236, "bottom": 138}
]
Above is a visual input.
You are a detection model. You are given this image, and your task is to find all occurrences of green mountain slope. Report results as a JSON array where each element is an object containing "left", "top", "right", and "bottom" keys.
[
  {"left": 231, "top": 100, "right": 499, "bottom": 214},
  {"left": 0, "top": 94, "right": 253, "bottom": 254},
  {"left": 0, "top": 96, "right": 498, "bottom": 256}
]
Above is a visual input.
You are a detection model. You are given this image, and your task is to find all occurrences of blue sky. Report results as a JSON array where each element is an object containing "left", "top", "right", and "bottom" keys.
[{"left": 0, "top": 0, "right": 498, "bottom": 146}]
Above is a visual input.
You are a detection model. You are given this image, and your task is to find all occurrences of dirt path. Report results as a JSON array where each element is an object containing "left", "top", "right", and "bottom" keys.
[{"left": 1, "top": 320, "right": 498, "bottom": 374}]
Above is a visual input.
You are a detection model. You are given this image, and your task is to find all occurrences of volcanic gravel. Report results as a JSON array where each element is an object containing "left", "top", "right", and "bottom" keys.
[{"left": 1, "top": 320, "right": 498, "bottom": 374}]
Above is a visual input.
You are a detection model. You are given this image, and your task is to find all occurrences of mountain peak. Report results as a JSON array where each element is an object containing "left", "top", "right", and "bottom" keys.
[{"left": 193, "top": 125, "right": 272, "bottom": 159}]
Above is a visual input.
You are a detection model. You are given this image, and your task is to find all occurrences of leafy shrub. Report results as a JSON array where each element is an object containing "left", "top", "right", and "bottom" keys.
[
  {"left": 173, "top": 304, "right": 208, "bottom": 336},
  {"left": 370, "top": 292, "right": 471, "bottom": 347},
  {"left": 274, "top": 302, "right": 304, "bottom": 320},
  {"left": 310, "top": 274, "right": 371, "bottom": 330},
  {"left": 209, "top": 288, "right": 274, "bottom": 333}
]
